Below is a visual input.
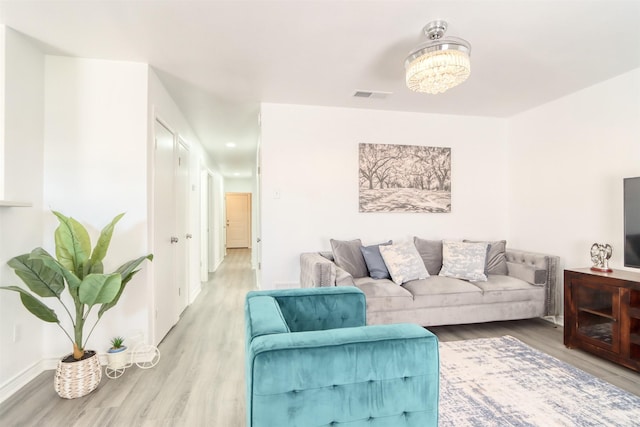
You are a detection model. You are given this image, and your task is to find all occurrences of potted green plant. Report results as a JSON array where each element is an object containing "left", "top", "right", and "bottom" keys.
[
  {"left": 1, "top": 211, "right": 152, "bottom": 398},
  {"left": 106, "top": 336, "right": 129, "bottom": 370}
]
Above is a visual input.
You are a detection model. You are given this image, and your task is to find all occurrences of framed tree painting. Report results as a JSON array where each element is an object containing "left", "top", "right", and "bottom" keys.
[{"left": 359, "top": 143, "right": 451, "bottom": 213}]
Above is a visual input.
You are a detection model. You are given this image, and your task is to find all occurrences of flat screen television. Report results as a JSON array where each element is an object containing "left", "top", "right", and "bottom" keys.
[{"left": 624, "top": 176, "right": 640, "bottom": 268}]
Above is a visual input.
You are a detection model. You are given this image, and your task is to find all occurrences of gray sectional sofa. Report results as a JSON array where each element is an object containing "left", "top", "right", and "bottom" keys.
[{"left": 300, "top": 238, "right": 559, "bottom": 327}]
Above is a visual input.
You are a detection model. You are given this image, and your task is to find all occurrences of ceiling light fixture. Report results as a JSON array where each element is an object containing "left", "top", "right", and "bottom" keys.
[
  {"left": 404, "top": 20, "right": 471, "bottom": 94},
  {"left": 225, "top": 142, "right": 236, "bottom": 148}
]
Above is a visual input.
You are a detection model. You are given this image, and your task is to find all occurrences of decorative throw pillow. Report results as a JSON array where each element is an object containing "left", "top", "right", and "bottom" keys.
[
  {"left": 464, "top": 239, "right": 508, "bottom": 275},
  {"left": 413, "top": 237, "right": 443, "bottom": 275},
  {"left": 360, "top": 241, "right": 392, "bottom": 280},
  {"left": 439, "top": 240, "right": 489, "bottom": 282},
  {"left": 330, "top": 239, "right": 368, "bottom": 278},
  {"left": 379, "top": 241, "right": 429, "bottom": 285}
]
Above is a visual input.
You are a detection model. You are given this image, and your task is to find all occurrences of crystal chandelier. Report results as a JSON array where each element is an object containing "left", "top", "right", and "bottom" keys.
[{"left": 404, "top": 21, "right": 471, "bottom": 94}]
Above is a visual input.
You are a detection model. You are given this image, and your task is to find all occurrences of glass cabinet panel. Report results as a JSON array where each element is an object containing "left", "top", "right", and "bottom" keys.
[{"left": 575, "top": 282, "right": 618, "bottom": 350}]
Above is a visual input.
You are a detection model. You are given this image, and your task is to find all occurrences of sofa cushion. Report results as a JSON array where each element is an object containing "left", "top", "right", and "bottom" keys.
[
  {"left": 379, "top": 241, "right": 429, "bottom": 285},
  {"left": 464, "top": 239, "right": 508, "bottom": 275},
  {"left": 360, "top": 241, "right": 392, "bottom": 280},
  {"left": 413, "top": 237, "right": 443, "bottom": 275},
  {"left": 402, "top": 276, "right": 484, "bottom": 308},
  {"left": 472, "top": 274, "right": 546, "bottom": 304},
  {"left": 439, "top": 240, "right": 489, "bottom": 282},
  {"left": 330, "top": 238, "right": 368, "bottom": 278},
  {"left": 353, "top": 277, "right": 414, "bottom": 311}
]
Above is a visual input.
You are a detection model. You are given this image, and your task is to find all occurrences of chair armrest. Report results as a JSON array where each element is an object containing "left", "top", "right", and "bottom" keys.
[
  {"left": 506, "top": 249, "right": 560, "bottom": 317},
  {"left": 300, "top": 252, "right": 337, "bottom": 287},
  {"left": 248, "top": 324, "right": 439, "bottom": 427},
  {"left": 249, "top": 287, "right": 366, "bottom": 332}
]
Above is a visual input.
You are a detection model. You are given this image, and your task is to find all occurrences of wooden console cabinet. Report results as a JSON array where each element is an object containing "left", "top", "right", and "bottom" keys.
[{"left": 564, "top": 268, "right": 640, "bottom": 372}]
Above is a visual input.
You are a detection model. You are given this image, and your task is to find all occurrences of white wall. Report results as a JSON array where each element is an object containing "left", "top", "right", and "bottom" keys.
[
  {"left": 209, "top": 172, "right": 226, "bottom": 271},
  {"left": 0, "top": 27, "right": 46, "bottom": 401},
  {"left": 260, "top": 103, "right": 508, "bottom": 288},
  {"left": 507, "top": 68, "right": 640, "bottom": 274},
  {"left": 224, "top": 177, "right": 253, "bottom": 192},
  {"left": 43, "top": 56, "right": 150, "bottom": 359}
]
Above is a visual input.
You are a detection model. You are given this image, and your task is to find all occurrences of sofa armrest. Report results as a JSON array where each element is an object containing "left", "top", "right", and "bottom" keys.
[
  {"left": 249, "top": 287, "right": 366, "bottom": 332},
  {"left": 248, "top": 324, "right": 439, "bottom": 427},
  {"left": 506, "top": 249, "right": 560, "bottom": 317},
  {"left": 506, "top": 262, "right": 547, "bottom": 285},
  {"left": 300, "top": 252, "right": 337, "bottom": 287},
  {"left": 335, "top": 265, "right": 356, "bottom": 286}
]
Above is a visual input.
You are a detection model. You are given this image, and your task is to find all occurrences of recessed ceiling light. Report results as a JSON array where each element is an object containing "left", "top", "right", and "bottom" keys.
[
  {"left": 225, "top": 142, "right": 236, "bottom": 148},
  {"left": 233, "top": 172, "right": 240, "bottom": 176}
]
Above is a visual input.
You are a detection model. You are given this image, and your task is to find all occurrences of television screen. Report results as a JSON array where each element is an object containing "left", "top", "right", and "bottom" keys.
[{"left": 624, "top": 177, "right": 640, "bottom": 268}]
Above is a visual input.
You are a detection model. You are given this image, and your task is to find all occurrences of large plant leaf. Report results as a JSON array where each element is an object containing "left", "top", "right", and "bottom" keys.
[
  {"left": 78, "top": 273, "right": 122, "bottom": 307},
  {"left": 98, "top": 254, "right": 153, "bottom": 318},
  {"left": 115, "top": 254, "right": 154, "bottom": 282},
  {"left": 89, "top": 213, "right": 125, "bottom": 266},
  {"left": 52, "top": 211, "right": 91, "bottom": 278},
  {"left": 89, "top": 261, "right": 104, "bottom": 274},
  {"left": 0, "top": 286, "right": 59, "bottom": 323},
  {"left": 7, "top": 254, "right": 64, "bottom": 298},
  {"left": 28, "top": 248, "right": 81, "bottom": 298}
]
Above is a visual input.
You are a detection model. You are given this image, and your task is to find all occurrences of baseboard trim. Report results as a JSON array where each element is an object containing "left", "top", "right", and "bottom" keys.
[
  {"left": 542, "top": 315, "right": 564, "bottom": 326},
  {"left": 0, "top": 348, "right": 160, "bottom": 404},
  {"left": 0, "top": 359, "right": 47, "bottom": 404}
]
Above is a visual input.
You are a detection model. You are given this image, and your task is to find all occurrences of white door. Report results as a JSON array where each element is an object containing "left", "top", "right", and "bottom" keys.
[
  {"left": 153, "top": 119, "right": 178, "bottom": 343},
  {"left": 226, "top": 193, "right": 251, "bottom": 248},
  {"left": 176, "top": 140, "right": 190, "bottom": 313}
]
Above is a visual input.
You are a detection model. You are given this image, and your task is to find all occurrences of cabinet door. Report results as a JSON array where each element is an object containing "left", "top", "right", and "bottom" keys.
[{"left": 573, "top": 279, "right": 620, "bottom": 353}]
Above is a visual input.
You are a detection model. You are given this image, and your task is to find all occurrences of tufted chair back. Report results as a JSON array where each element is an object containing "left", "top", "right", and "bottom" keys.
[{"left": 245, "top": 287, "right": 440, "bottom": 427}]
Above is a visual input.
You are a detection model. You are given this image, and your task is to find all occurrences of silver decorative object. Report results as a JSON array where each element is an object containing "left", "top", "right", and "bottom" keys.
[{"left": 590, "top": 243, "right": 613, "bottom": 272}]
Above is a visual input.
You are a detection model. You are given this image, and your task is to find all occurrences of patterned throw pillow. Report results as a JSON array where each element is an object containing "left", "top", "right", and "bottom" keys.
[
  {"left": 379, "top": 241, "right": 429, "bottom": 285},
  {"left": 360, "top": 241, "right": 392, "bottom": 279},
  {"left": 464, "top": 239, "right": 508, "bottom": 275},
  {"left": 439, "top": 240, "right": 489, "bottom": 282}
]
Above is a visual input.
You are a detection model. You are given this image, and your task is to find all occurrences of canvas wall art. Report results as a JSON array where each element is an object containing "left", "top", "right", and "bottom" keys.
[{"left": 359, "top": 143, "right": 451, "bottom": 213}]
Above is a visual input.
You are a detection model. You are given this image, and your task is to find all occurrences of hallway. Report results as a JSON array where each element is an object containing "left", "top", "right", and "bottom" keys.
[{"left": 0, "top": 248, "right": 255, "bottom": 427}]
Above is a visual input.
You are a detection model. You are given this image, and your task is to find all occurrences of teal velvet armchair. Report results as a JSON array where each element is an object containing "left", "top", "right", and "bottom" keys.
[{"left": 245, "top": 287, "right": 439, "bottom": 427}]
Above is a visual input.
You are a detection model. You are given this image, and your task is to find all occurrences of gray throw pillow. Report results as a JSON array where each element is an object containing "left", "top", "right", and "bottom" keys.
[
  {"left": 464, "top": 239, "right": 508, "bottom": 275},
  {"left": 439, "top": 240, "right": 489, "bottom": 282},
  {"left": 379, "top": 241, "right": 429, "bottom": 285},
  {"left": 413, "top": 237, "right": 443, "bottom": 275},
  {"left": 330, "top": 239, "right": 368, "bottom": 278},
  {"left": 360, "top": 241, "right": 392, "bottom": 280}
]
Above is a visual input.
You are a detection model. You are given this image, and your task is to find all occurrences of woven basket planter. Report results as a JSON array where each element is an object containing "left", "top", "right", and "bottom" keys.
[{"left": 54, "top": 351, "right": 102, "bottom": 399}]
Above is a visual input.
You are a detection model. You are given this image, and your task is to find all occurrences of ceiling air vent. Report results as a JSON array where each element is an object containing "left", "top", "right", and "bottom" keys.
[{"left": 353, "top": 90, "right": 391, "bottom": 100}]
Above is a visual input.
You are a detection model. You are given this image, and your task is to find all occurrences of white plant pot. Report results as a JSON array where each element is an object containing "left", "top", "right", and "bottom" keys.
[{"left": 106, "top": 347, "right": 129, "bottom": 370}]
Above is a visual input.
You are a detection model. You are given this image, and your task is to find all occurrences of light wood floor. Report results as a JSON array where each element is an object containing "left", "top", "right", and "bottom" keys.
[{"left": 1, "top": 248, "right": 638, "bottom": 426}]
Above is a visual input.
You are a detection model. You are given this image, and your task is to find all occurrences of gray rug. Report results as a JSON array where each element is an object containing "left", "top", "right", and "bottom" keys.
[{"left": 439, "top": 335, "right": 640, "bottom": 426}]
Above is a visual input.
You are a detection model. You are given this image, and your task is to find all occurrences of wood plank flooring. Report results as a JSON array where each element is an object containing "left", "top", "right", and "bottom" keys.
[{"left": 1, "top": 248, "right": 638, "bottom": 426}]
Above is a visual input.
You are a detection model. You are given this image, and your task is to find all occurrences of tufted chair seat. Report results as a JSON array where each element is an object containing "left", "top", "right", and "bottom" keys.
[{"left": 245, "top": 286, "right": 439, "bottom": 427}]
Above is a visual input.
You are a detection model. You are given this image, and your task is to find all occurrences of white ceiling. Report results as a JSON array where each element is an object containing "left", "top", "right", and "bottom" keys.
[{"left": 1, "top": 1, "right": 639, "bottom": 178}]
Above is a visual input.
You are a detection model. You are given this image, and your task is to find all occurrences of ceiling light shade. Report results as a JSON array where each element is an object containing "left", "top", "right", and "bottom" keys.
[{"left": 405, "top": 20, "right": 471, "bottom": 94}]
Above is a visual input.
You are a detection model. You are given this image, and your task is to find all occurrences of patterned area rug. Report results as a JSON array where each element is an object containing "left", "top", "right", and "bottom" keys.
[{"left": 439, "top": 336, "right": 640, "bottom": 426}]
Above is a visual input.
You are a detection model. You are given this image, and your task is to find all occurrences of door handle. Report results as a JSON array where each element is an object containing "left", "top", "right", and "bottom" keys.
[
  {"left": 186, "top": 233, "right": 193, "bottom": 239},
  {"left": 257, "top": 237, "right": 261, "bottom": 243},
  {"left": 171, "top": 236, "right": 179, "bottom": 243}
]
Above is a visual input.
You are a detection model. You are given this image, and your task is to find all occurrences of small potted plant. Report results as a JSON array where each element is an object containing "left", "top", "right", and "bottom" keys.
[{"left": 106, "top": 336, "right": 129, "bottom": 370}]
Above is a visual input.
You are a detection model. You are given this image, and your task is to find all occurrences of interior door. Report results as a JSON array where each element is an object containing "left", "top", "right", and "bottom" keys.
[
  {"left": 225, "top": 192, "right": 251, "bottom": 248},
  {"left": 176, "top": 140, "right": 190, "bottom": 313},
  {"left": 153, "top": 119, "right": 178, "bottom": 343}
]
